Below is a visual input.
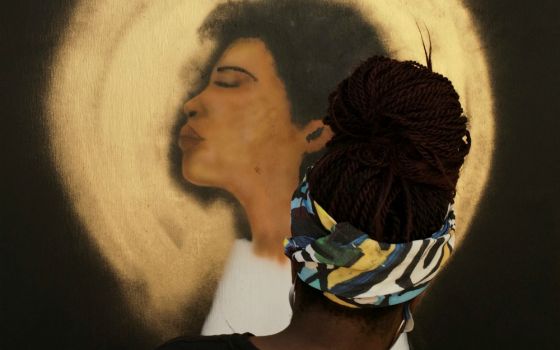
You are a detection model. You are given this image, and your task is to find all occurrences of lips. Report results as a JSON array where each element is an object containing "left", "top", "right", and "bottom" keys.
[
  {"left": 182, "top": 125, "right": 204, "bottom": 139},
  {"left": 178, "top": 125, "right": 204, "bottom": 150}
]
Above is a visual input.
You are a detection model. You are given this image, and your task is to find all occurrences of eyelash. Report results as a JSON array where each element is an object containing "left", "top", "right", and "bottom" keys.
[{"left": 213, "top": 81, "right": 240, "bottom": 88}]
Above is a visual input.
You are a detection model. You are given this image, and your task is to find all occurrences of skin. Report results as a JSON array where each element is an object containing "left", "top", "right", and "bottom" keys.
[
  {"left": 249, "top": 264, "right": 423, "bottom": 350},
  {"left": 179, "top": 38, "right": 332, "bottom": 262},
  {"left": 250, "top": 305, "right": 403, "bottom": 350},
  {"left": 250, "top": 265, "right": 424, "bottom": 350}
]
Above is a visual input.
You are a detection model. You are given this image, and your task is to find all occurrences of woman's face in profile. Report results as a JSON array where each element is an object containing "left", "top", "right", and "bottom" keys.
[{"left": 179, "top": 38, "right": 308, "bottom": 190}]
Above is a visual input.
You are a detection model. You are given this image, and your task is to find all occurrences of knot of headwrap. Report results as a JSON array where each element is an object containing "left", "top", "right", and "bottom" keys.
[{"left": 283, "top": 171, "right": 455, "bottom": 308}]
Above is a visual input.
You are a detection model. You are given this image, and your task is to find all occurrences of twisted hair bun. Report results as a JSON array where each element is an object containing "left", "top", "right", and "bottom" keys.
[{"left": 309, "top": 56, "right": 471, "bottom": 242}]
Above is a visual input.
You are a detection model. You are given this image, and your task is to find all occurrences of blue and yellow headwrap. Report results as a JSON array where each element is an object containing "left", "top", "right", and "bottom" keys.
[{"left": 283, "top": 171, "right": 455, "bottom": 309}]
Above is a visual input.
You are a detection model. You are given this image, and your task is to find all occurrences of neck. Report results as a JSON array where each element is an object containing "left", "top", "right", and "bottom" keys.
[
  {"left": 251, "top": 308, "right": 400, "bottom": 350},
  {"left": 224, "top": 161, "right": 300, "bottom": 263}
]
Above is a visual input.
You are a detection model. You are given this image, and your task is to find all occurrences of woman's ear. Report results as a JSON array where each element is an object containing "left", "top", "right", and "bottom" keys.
[{"left": 301, "top": 119, "right": 334, "bottom": 153}]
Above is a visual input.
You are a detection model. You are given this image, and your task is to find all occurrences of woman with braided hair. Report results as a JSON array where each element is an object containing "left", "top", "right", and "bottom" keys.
[{"left": 162, "top": 55, "right": 470, "bottom": 349}]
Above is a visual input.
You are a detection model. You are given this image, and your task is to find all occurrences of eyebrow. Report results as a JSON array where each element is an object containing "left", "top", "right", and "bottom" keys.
[{"left": 216, "top": 66, "right": 258, "bottom": 81}]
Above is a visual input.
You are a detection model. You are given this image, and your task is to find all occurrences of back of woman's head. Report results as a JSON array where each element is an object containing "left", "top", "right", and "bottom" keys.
[
  {"left": 289, "top": 55, "right": 471, "bottom": 333},
  {"left": 308, "top": 55, "right": 471, "bottom": 243}
]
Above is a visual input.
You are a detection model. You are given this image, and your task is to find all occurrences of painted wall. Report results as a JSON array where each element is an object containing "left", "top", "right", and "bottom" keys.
[{"left": 1, "top": 0, "right": 558, "bottom": 349}]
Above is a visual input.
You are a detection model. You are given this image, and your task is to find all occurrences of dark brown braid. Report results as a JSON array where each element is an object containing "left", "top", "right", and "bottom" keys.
[{"left": 308, "top": 56, "right": 471, "bottom": 243}]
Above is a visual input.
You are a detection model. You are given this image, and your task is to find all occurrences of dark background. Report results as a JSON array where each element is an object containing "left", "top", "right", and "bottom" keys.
[{"left": 2, "top": 0, "right": 559, "bottom": 349}]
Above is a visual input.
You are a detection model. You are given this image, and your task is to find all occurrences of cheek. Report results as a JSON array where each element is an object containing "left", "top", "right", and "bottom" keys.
[
  {"left": 202, "top": 89, "right": 296, "bottom": 160},
  {"left": 241, "top": 95, "right": 293, "bottom": 143},
  {"left": 209, "top": 94, "right": 272, "bottom": 143},
  {"left": 190, "top": 95, "right": 255, "bottom": 165}
]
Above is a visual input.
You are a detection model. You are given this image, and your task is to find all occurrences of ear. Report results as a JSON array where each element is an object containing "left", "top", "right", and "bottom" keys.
[{"left": 300, "top": 119, "right": 334, "bottom": 153}]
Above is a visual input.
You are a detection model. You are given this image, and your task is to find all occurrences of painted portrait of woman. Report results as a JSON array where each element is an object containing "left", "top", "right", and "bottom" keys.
[
  {"left": 173, "top": 0, "right": 386, "bottom": 336},
  {"left": 10, "top": 0, "right": 560, "bottom": 347},
  {"left": 43, "top": 0, "right": 494, "bottom": 346}
]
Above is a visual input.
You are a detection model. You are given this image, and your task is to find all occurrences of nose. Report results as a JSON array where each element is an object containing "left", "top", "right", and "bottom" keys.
[{"left": 183, "top": 96, "right": 199, "bottom": 119}]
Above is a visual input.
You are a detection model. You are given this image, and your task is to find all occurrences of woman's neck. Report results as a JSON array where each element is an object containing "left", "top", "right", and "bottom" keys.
[
  {"left": 225, "top": 161, "right": 300, "bottom": 263},
  {"left": 250, "top": 308, "right": 400, "bottom": 350}
]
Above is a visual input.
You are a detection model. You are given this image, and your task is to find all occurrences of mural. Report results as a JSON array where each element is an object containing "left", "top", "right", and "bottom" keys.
[
  {"left": 24, "top": 0, "right": 497, "bottom": 346},
  {"left": 7, "top": 0, "right": 560, "bottom": 348}
]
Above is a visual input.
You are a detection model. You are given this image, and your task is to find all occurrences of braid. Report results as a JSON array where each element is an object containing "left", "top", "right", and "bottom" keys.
[{"left": 308, "top": 56, "right": 470, "bottom": 242}]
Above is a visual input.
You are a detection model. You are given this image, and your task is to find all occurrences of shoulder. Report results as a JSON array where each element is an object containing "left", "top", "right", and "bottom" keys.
[{"left": 156, "top": 333, "right": 259, "bottom": 350}]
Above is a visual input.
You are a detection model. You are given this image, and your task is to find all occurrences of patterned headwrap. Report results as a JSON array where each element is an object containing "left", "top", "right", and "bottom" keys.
[{"left": 283, "top": 170, "right": 455, "bottom": 309}]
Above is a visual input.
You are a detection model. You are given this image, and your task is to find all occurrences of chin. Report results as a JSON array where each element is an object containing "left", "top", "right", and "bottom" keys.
[
  {"left": 182, "top": 163, "right": 209, "bottom": 186},
  {"left": 181, "top": 157, "right": 223, "bottom": 188}
]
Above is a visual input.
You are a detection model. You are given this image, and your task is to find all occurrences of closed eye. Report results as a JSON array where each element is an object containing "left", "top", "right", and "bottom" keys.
[{"left": 213, "top": 81, "right": 240, "bottom": 88}]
